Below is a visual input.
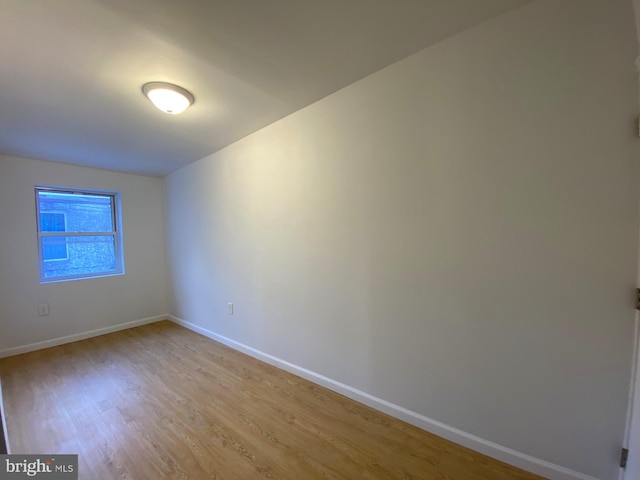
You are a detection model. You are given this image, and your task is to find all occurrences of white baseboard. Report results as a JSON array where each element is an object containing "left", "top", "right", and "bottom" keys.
[
  {"left": 169, "top": 314, "right": 601, "bottom": 480},
  {"left": 0, "top": 315, "right": 166, "bottom": 359}
]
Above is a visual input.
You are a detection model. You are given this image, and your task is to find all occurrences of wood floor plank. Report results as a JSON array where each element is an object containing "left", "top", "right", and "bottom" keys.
[{"left": 0, "top": 321, "right": 545, "bottom": 479}]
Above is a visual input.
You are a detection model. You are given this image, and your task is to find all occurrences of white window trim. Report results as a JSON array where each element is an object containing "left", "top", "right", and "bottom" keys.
[{"left": 35, "top": 185, "right": 125, "bottom": 283}]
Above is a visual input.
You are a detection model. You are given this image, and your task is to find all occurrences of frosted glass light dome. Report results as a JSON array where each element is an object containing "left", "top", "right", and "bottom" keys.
[{"left": 142, "top": 82, "right": 194, "bottom": 115}]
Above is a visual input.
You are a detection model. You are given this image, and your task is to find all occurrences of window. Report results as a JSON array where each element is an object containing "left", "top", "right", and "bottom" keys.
[{"left": 35, "top": 186, "right": 124, "bottom": 282}]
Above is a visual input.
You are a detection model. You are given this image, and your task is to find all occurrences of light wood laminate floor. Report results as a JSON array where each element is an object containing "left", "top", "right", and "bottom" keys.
[{"left": 0, "top": 321, "right": 544, "bottom": 479}]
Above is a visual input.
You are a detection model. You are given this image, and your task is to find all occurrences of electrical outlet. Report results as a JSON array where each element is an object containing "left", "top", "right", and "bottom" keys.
[
  {"left": 38, "top": 304, "right": 49, "bottom": 316},
  {"left": 228, "top": 303, "right": 234, "bottom": 315}
]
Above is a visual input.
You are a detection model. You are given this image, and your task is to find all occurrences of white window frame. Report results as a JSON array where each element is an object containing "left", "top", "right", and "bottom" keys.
[{"left": 35, "top": 185, "right": 125, "bottom": 283}]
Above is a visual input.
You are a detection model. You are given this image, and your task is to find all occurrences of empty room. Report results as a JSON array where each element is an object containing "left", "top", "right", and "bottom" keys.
[{"left": 1, "top": 1, "right": 640, "bottom": 479}]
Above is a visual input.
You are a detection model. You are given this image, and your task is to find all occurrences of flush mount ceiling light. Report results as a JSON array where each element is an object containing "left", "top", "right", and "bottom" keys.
[{"left": 142, "top": 82, "right": 194, "bottom": 115}]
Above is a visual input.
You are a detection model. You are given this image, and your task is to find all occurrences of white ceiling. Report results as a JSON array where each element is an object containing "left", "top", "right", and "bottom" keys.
[{"left": 0, "top": 0, "right": 534, "bottom": 177}]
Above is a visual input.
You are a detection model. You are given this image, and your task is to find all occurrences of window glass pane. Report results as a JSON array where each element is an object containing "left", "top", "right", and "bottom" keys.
[
  {"left": 42, "top": 235, "right": 68, "bottom": 261},
  {"left": 40, "top": 212, "right": 66, "bottom": 232},
  {"left": 41, "top": 236, "right": 116, "bottom": 279},
  {"left": 37, "top": 191, "right": 114, "bottom": 232}
]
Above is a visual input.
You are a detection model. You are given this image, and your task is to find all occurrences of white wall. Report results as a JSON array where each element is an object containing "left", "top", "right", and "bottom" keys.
[
  {"left": 0, "top": 154, "right": 168, "bottom": 351},
  {"left": 165, "top": 1, "right": 639, "bottom": 478}
]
